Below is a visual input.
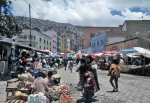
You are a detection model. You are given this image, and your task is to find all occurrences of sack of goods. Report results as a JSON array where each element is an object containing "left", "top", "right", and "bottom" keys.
[
  {"left": 27, "top": 92, "right": 47, "bottom": 103},
  {"left": 76, "top": 82, "right": 83, "bottom": 91}
]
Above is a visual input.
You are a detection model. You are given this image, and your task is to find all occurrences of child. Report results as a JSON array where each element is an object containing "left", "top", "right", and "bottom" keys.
[
  {"left": 84, "top": 72, "right": 97, "bottom": 103},
  {"left": 69, "top": 59, "right": 74, "bottom": 73}
]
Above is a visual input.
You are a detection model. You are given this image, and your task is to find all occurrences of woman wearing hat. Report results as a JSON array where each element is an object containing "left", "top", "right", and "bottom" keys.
[
  {"left": 86, "top": 55, "right": 100, "bottom": 98},
  {"left": 76, "top": 58, "right": 90, "bottom": 91},
  {"left": 32, "top": 70, "right": 49, "bottom": 95}
]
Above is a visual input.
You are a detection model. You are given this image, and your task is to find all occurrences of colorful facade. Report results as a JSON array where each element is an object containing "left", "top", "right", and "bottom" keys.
[{"left": 44, "top": 30, "right": 57, "bottom": 52}]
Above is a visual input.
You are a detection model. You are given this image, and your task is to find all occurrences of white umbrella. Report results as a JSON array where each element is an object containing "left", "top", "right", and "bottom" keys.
[
  {"left": 60, "top": 52, "right": 64, "bottom": 55},
  {"left": 133, "top": 47, "right": 150, "bottom": 57},
  {"left": 133, "top": 47, "right": 150, "bottom": 58},
  {"left": 95, "top": 53, "right": 103, "bottom": 56},
  {"left": 82, "top": 54, "right": 88, "bottom": 56},
  {"left": 126, "top": 52, "right": 141, "bottom": 57}
]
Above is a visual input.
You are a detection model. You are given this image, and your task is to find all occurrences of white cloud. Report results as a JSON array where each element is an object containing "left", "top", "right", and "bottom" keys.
[{"left": 10, "top": 0, "right": 150, "bottom": 26}]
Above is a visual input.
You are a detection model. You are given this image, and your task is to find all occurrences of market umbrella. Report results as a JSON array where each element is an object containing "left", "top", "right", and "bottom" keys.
[
  {"left": 102, "top": 51, "right": 120, "bottom": 56},
  {"left": 95, "top": 53, "right": 103, "bottom": 56},
  {"left": 60, "top": 52, "right": 64, "bottom": 55},
  {"left": 133, "top": 47, "right": 150, "bottom": 57},
  {"left": 90, "top": 52, "right": 99, "bottom": 56},
  {"left": 120, "top": 48, "right": 136, "bottom": 54},
  {"left": 76, "top": 53, "right": 82, "bottom": 59},
  {"left": 82, "top": 54, "right": 88, "bottom": 56},
  {"left": 63, "top": 52, "right": 68, "bottom": 55},
  {"left": 126, "top": 52, "right": 141, "bottom": 57},
  {"left": 38, "top": 50, "right": 52, "bottom": 54}
]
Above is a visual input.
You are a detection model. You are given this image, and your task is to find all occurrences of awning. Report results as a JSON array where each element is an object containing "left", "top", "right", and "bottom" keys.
[
  {"left": 126, "top": 52, "right": 141, "bottom": 57},
  {"left": 95, "top": 53, "right": 103, "bottom": 56},
  {"left": 90, "top": 52, "right": 99, "bottom": 56},
  {"left": 120, "top": 48, "right": 136, "bottom": 54},
  {"left": 37, "top": 50, "right": 52, "bottom": 54},
  {"left": 16, "top": 44, "right": 34, "bottom": 50},
  {"left": 82, "top": 54, "right": 88, "bottom": 56},
  {"left": 133, "top": 47, "right": 150, "bottom": 58},
  {"left": 0, "top": 40, "right": 12, "bottom": 46},
  {"left": 102, "top": 51, "right": 120, "bottom": 55}
]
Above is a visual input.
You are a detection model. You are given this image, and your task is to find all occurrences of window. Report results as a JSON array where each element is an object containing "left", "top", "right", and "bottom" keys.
[
  {"left": 44, "top": 47, "right": 45, "bottom": 50},
  {"left": 39, "top": 38, "right": 41, "bottom": 42},
  {"left": 90, "top": 34, "right": 95, "bottom": 38},
  {"left": 97, "top": 41, "right": 99, "bottom": 46},
  {"left": 50, "top": 42, "right": 51, "bottom": 45},
  {"left": 101, "top": 39, "right": 104, "bottom": 45},
  {"left": 34, "top": 44, "right": 35, "bottom": 47},
  {"left": 34, "top": 36, "right": 36, "bottom": 40},
  {"left": 44, "top": 39, "right": 45, "bottom": 43},
  {"left": 39, "top": 45, "right": 41, "bottom": 49},
  {"left": 47, "top": 41, "right": 48, "bottom": 44},
  {"left": 47, "top": 47, "right": 48, "bottom": 49}
]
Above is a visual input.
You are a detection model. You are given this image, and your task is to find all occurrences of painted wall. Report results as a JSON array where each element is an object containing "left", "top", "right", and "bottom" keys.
[
  {"left": 83, "top": 27, "right": 122, "bottom": 49},
  {"left": 18, "top": 29, "right": 52, "bottom": 51},
  {"left": 57, "top": 36, "right": 61, "bottom": 52},
  {"left": 90, "top": 32, "right": 106, "bottom": 53},
  {"left": 44, "top": 30, "right": 57, "bottom": 52}
]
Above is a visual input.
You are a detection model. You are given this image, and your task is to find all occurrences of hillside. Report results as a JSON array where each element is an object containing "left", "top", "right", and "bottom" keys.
[{"left": 15, "top": 16, "right": 84, "bottom": 35}]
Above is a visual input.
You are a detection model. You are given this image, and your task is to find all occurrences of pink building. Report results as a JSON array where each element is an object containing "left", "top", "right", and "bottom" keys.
[
  {"left": 45, "top": 30, "right": 57, "bottom": 52},
  {"left": 83, "top": 26, "right": 122, "bottom": 49}
]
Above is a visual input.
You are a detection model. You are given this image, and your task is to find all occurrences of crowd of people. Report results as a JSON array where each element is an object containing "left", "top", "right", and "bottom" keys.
[
  {"left": 74, "top": 55, "right": 121, "bottom": 103},
  {"left": 6, "top": 49, "right": 121, "bottom": 103}
]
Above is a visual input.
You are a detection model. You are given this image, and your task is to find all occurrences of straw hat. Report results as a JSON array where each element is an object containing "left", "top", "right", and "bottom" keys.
[{"left": 41, "top": 69, "right": 48, "bottom": 77}]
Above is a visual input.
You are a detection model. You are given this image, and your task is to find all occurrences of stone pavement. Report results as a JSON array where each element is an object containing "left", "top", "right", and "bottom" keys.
[
  {"left": 59, "top": 67, "right": 150, "bottom": 103},
  {"left": 0, "top": 68, "right": 150, "bottom": 103},
  {"left": 0, "top": 76, "right": 11, "bottom": 103}
]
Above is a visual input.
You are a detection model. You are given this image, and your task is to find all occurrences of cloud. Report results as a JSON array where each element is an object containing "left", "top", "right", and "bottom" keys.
[{"left": 10, "top": 0, "right": 150, "bottom": 26}]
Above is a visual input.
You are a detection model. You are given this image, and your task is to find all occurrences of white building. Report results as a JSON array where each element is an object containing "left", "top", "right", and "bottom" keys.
[
  {"left": 66, "top": 39, "right": 70, "bottom": 52},
  {"left": 18, "top": 29, "right": 52, "bottom": 50}
]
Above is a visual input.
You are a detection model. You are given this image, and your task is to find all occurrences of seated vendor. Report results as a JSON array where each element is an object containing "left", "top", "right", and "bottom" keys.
[
  {"left": 11, "top": 62, "right": 25, "bottom": 78},
  {"left": 32, "top": 70, "right": 49, "bottom": 95},
  {"left": 47, "top": 71, "right": 54, "bottom": 87}
]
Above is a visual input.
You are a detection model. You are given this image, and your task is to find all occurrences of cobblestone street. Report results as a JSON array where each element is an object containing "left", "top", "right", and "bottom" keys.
[
  {"left": 59, "top": 66, "right": 150, "bottom": 103},
  {"left": 0, "top": 67, "right": 150, "bottom": 103}
]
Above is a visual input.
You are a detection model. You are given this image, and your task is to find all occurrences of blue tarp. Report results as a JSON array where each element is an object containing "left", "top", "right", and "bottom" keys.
[
  {"left": 120, "top": 48, "right": 137, "bottom": 55},
  {"left": 51, "top": 53, "right": 57, "bottom": 58}
]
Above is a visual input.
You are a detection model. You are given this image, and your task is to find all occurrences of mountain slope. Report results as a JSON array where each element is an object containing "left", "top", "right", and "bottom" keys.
[{"left": 15, "top": 16, "right": 83, "bottom": 35}]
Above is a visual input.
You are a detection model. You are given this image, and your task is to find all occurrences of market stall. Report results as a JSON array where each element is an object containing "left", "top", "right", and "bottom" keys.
[
  {"left": 100, "top": 51, "right": 120, "bottom": 70},
  {"left": 6, "top": 69, "right": 75, "bottom": 103}
]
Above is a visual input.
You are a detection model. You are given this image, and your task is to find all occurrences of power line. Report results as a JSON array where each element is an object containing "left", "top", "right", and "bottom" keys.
[
  {"left": 23, "top": 0, "right": 28, "bottom": 5},
  {"left": 23, "top": 0, "right": 43, "bottom": 19}
]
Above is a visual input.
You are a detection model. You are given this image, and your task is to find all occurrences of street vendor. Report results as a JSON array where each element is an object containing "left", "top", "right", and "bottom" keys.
[
  {"left": 11, "top": 61, "right": 25, "bottom": 78},
  {"left": 76, "top": 58, "right": 90, "bottom": 91},
  {"left": 47, "top": 71, "right": 54, "bottom": 87},
  {"left": 31, "top": 70, "right": 49, "bottom": 95}
]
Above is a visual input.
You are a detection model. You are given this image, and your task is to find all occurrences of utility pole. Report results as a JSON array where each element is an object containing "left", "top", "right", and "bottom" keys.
[{"left": 29, "top": 4, "right": 32, "bottom": 46}]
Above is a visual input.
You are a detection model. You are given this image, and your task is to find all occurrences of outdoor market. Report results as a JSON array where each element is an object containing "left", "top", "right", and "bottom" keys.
[{"left": 1, "top": 41, "right": 150, "bottom": 103}]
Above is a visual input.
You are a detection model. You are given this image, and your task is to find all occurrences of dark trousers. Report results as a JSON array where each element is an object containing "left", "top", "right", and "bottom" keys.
[
  {"left": 109, "top": 76, "right": 118, "bottom": 88},
  {"left": 8, "top": 64, "right": 13, "bottom": 71},
  {"left": 85, "top": 89, "right": 93, "bottom": 103}
]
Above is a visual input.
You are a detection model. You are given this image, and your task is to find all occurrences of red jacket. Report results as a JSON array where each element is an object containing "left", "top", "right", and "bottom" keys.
[{"left": 84, "top": 77, "right": 98, "bottom": 92}]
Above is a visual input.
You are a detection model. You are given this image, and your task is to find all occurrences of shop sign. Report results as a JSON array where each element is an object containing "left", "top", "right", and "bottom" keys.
[{"left": 112, "top": 46, "right": 116, "bottom": 50}]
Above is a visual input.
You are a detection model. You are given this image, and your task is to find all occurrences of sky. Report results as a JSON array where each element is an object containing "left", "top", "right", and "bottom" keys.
[{"left": 9, "top": 0, "right": 150, "bottom": 27}]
